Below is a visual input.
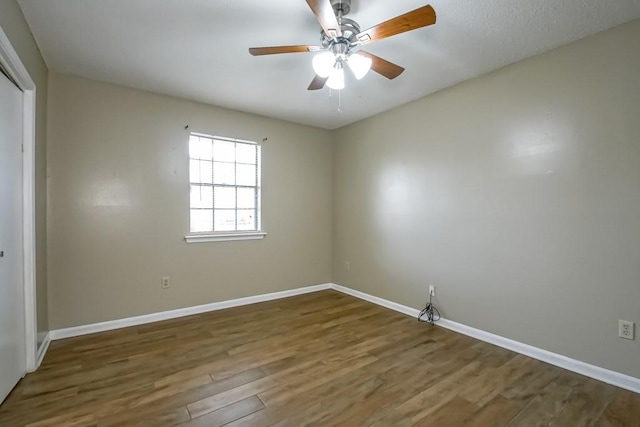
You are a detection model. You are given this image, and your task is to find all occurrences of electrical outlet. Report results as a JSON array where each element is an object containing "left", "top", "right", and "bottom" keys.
[
  {"left": 161, "top": 276, "right": 170, "bottom": 289},
  {"left": 345, "top": 261, "right": 350, "bottom": 272},
  {"left": 429, "top": 285, "right": 435, "bottom": 297},
  {"left": 619, "top": 320, "right": 634, "bottom": 340}
]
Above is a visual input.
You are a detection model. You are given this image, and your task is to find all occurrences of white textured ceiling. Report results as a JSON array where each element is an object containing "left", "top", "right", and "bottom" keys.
[{"left": 17, "top": 0, "right": 640, "bottom": 129}]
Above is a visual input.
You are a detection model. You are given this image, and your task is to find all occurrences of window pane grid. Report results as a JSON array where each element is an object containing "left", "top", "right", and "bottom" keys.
[
  {"left": 204, "top": 160, "right": 255, "bottom": 165},
  {"left": 189, "top": 184, "right": 258, "bottom": 191},
  {"left": 189, "top": 134, "right": 260, "bottom": 233}
]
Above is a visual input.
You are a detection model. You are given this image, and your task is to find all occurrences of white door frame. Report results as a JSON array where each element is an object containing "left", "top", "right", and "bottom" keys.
[{"left": 0, "top": 25, "right": 38, "bottom": 372}]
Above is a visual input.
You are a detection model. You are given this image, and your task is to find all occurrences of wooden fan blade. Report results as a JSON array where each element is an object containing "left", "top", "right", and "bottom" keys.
[
  {"left": 356, "top": 5, "right": 436, "bottom": 45},
  {"left": 249, "top": 45, "right": 321, "bottom": 56},
  {"left": 305, "top": 0, "right": 342, "bottom": 38},
  {"left": 357, "top": 51, "right": 405, "bottom": 80},
  {"left": 308, "top": 75, "right": 328, "bottom": 90}
]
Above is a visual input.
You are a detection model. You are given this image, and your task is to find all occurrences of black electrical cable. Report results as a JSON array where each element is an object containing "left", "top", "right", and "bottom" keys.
[{"left": 418, "top": 293, "right": 440, "bottom": 324}]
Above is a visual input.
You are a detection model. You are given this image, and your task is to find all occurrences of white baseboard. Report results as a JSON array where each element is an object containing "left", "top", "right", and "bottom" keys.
[
  {"left": 49, "top": 283, "right": 331, "bottom": 340},
  {"left": 435, "top": 318, "right": 640, "bottom": 395},
  {"left": 45, "top": 282, "right": 640, "bottom": 395},
  {"left": 329, "top": 283, "right": 640, "bottom": 395},
  {"left": 33, "top": 332, "right": 51, "bottom": 371},
  {"left": 331, "top": 284, "right": 421, "bottom": 318}
]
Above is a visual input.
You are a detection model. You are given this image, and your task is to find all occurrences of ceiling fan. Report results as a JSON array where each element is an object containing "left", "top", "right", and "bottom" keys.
[{"left": 249, "top": 0, "right": 436, "bottom": 91}]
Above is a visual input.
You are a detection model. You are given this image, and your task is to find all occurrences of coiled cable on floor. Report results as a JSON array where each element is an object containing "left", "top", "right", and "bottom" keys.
[{"left": 418, "top": 293, "right": 440, "bottom": 325}]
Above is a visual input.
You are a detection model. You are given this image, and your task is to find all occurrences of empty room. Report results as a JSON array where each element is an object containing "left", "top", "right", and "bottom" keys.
[{"left": 1, "top": 0, "right": 639, "bottom": 425}]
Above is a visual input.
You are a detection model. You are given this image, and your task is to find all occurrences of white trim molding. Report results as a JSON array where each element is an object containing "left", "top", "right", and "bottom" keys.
[
  {"left": 35, "top": 333, "right": 51, "bottom": 369},
  {"left": 0, "top": 24, "right": 38, "bottom": 373},
  {"left": 46, "top": 282, "right": 640, "bottom": 395},
  {"left": 436, "top": 317, "right": 640, "bottom": 395},
  {"left": 331, "top": 284, "right": 420, "bottom": 318},
  {"left": 329, "top": 284, "right": 640, "bottom": 395},
  {"left": 50, "top": 284, "right": 330, "bottom": 340},
  {"left": 185, "top": 232, "right": 267, "bottom": 243}
]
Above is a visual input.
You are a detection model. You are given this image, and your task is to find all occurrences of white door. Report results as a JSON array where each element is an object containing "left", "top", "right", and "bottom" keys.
[{"left": 0, "top": 70, "right": 25, "bottom": 404}]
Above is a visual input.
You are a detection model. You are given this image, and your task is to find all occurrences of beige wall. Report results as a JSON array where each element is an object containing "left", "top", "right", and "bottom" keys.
[
  {"left": 0, "top": 0, "right": 49, "bottom": 341},
  {"left": 42, "top": 17, "right": 640, "bottom": 380},
  {"left": 333, "top": 20, "right": 640, "bottom": 378},
  {"left": 47, "top": 73, "right": 333, "bottom": 329}
]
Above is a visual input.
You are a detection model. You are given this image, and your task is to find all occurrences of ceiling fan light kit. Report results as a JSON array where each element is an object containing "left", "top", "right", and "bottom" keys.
[
  {"left": 348, "top": 53, "right": 373, "bottom": 80},
  {"left": 249, "top": 0, "right": 437, "bottom": 91},
  {"left": 326, "top": 64, "right": 345, "bottom": 90},
  {"left": 312, "top": 51, "right": 336, "bottom": 78},
  {"left": 312, "top": 50, "right": 371, "bottom": 88}
]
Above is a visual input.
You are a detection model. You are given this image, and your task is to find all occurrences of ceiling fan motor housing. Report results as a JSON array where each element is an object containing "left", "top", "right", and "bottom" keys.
[{"left": 320, "top": 18, "right": 360, "bottom": 45}]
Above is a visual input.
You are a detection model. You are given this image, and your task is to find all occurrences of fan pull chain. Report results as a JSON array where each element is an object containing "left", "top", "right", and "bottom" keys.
[{"left": 328, "top": 88, "right": 343, "bottom": 114}]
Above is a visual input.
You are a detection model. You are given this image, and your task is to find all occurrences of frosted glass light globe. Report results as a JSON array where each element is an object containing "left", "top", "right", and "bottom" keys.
[
  {"left": 326, "top": 67, "right": 345, "bottom": 90},
  {"left": 348, "top": 53, "right": 372, "bottom": 80},
  {"left": 312, "top": 51, "right": 336, "bottom": 78}
]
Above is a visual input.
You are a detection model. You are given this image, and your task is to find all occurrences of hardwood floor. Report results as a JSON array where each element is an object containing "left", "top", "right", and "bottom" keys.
[{"left": 0, "top": 290, "right": 638, "bottom": 426}]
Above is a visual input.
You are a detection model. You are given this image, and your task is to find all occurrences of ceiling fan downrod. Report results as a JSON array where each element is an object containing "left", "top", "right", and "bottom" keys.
[
  {"left": 330, "top": 0, "right": 351, "bottom": 17},
  {"left": 320, "top": 0, "right": 360, "bottom": 54}
]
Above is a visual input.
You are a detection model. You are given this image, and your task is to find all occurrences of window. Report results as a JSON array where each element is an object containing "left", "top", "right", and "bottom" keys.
[{"left": 187, "top": 133, "right": 264, "bottom": 242}]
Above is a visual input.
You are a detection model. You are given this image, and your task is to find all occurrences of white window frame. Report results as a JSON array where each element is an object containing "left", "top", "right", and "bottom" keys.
[{"left": 185, "top": 132, "right": 266, "bottom": 243}]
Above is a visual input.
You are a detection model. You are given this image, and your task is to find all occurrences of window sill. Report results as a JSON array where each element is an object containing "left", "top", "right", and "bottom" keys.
[{"left": 184, "top": 232, "right": 267, "bottom": 243}]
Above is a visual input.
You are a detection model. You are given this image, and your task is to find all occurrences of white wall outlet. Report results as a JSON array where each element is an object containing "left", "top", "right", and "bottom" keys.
[
  {"left": 619, "top": 320, "right": 634, "bottom": 340},
  {"left": 345, "top": 261, "right": 351, "bottom": 272},
  {"left": 429, "top": 285, "right": 435, "bottom": 297},
  {"left": 161, "top": 276, "right": 170, "bottom": 289}
]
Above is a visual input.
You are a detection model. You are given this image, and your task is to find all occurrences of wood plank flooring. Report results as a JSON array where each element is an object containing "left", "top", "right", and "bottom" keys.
[{"left": 0, "top": 290, "right": 638, "bottom": 426}]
